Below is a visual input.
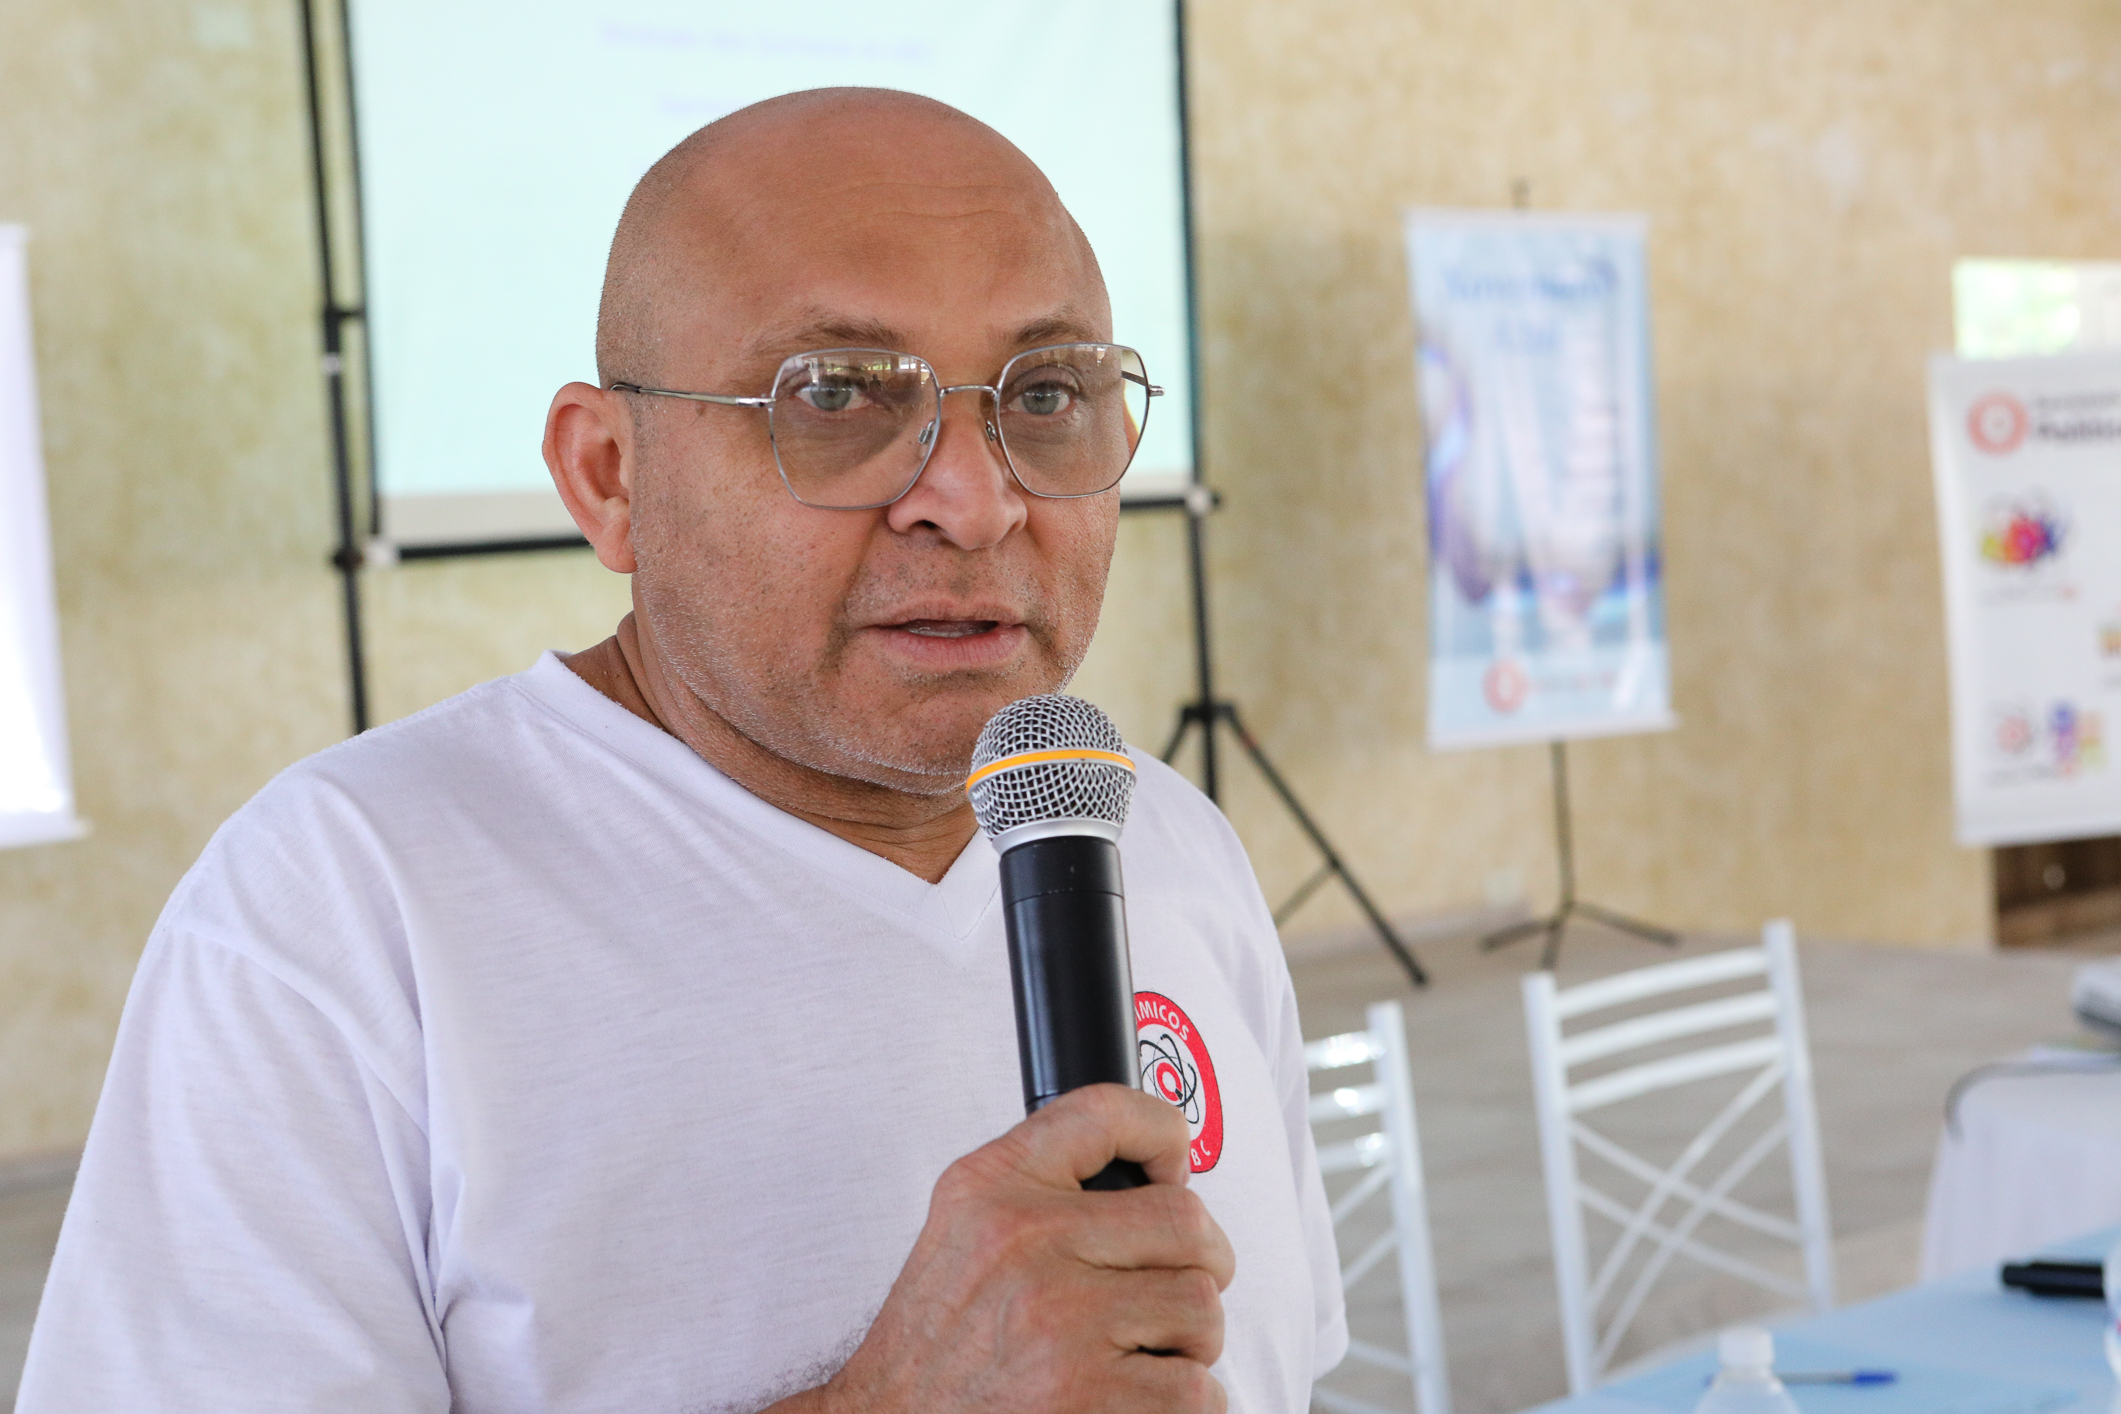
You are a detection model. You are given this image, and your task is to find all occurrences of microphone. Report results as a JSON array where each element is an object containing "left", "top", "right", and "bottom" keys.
[{"left": 968, "top": 694, "right": 1148, "bottom": 1191}]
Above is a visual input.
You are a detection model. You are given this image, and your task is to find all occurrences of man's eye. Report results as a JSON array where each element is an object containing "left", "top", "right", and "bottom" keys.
[
  {"left": 1015, "top": 382, "right": 1075, "bottom": 417},
  {"left": 798, "top": 382, "right": 860, "bottom": 413}
]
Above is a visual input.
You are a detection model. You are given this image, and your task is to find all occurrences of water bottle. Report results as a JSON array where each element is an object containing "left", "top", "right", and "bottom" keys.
[
  {"left": 1694, "top": 1327, "right": 1800, "bottom": 1414},
  {"left": 2103, "top": 1233, "right": 2121, "bottom": 1379}
]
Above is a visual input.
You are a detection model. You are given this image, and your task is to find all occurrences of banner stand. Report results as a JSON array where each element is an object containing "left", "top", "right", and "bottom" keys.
[
  {"left": 1927, "top": 349, "right": 2121, "bottom": 849},
  {"left": 1480, "top": 742, "right": 1676, "bottom": 970},
  {"left": 1404, "top": 202, "right": 1680, "bottom": 967}
]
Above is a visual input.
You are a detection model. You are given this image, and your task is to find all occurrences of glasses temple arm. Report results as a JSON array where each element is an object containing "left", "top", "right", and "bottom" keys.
[{"left": 608, "top": 382, "right": 772, "bottom": 408}]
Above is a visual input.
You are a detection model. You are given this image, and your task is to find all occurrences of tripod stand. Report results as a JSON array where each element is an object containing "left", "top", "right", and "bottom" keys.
[
  {"left": 1482, "top": 741, "right": 1678, "bottom": 970},
  {"left": 1152, "top": 487, "right": 1427, "bottom": 988}
]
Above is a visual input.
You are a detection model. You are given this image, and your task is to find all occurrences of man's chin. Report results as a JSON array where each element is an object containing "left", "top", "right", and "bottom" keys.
[{"left": 810, "top": 674, "right": 1060, "bottom": 790}]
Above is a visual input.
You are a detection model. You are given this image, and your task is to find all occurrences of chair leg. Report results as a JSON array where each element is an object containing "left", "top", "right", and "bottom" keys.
[{"left": 1371, "top": 1001, "right": 1452, "bottom": 1414}]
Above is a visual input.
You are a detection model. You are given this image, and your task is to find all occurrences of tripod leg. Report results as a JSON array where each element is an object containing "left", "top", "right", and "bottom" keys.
[
  {"left": 1538, "top": 915, "right": 1566, "bottom": 972},
  {"left": 1575, "top": 900, "right": 1681, "bottom": 946},
  {"left": 1160, "top": 709, "right": 1194, "bottom": 765},
  {"left": 1273, "top": 862, "right": 1337, "bottom": 928},
  {"left": 1219, "top": 704, "right": 1428, "bottom": 987},
  {"left": 1482, "top": 915, "right": 1555, "bottom": 951},
  {"left": 1541, "top": 742, "right": 1575, "bottom": 967}
]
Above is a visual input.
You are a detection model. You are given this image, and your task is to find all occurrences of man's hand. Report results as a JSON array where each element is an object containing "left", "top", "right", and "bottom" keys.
[{"left": 775, "top": 1084, "right": 1235, "bottom": 1414}]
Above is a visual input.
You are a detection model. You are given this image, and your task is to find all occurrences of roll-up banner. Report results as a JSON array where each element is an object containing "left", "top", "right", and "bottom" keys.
[
  {"left": 1405, "top": 210, "right": 1675, "bottom": 751},
  {"left": 1928, "top": 350, "right": 2121, "bottom": 846}
]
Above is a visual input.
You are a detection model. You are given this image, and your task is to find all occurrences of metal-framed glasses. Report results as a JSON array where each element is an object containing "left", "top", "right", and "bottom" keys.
[{"left": 611, "top": 342, "right": 1161, "bottom": 510}]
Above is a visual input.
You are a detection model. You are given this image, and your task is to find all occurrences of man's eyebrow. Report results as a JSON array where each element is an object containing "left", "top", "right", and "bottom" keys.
[
  {"left": 1010, "top": 312, "right": 1106, "bottom": 348},
  {"left": 743, "top": 315, "right": 908, "bottom": 357}
]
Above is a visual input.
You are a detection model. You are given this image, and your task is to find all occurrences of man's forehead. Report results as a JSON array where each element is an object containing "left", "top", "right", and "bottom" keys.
[
  {"left": 698, "top": 112, "right": 1075, "bottom": 255},
  {"left": 738, "top": 308, "right": 1112, "bottom": 362},
  {"left": 706, "top": 174, "right": 1100, "bottom": 296},
  {"left": 727, "top": 169, "right": 1055, "bottom": 226}
]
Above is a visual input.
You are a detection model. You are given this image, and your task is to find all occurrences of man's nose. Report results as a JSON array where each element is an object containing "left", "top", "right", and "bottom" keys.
[{"left": 883, "top": 388, "right": 1028, "bottom": 549}]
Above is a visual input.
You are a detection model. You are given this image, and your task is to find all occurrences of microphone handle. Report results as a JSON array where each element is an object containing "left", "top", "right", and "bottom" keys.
[{"left": 999, "top": 834, "right": 1149, "bottom": 1191}]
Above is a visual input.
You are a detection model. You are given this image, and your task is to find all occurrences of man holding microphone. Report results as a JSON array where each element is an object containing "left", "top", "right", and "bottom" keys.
[{"left": 20, "top": 88, "right": 1345, "bottom": 1412}]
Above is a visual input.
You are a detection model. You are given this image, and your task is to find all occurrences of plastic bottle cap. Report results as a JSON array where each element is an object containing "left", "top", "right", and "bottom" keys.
[{"left": 1719, "top": 1326, "right": 1773, "bottom": 1369}]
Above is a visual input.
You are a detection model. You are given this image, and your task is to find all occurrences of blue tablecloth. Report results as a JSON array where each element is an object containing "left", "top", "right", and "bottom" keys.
[{"left": 1522, "top": 1227, "right": 2118, "bottom": 1414}]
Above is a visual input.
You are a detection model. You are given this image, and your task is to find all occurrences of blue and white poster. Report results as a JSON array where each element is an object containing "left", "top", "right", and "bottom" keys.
[{"left": 1405, "top": 210, "right": 1675, "bottom": 750}]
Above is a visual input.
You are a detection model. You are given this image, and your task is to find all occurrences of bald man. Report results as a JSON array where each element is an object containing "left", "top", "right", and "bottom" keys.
[{"left": 18, "top": 91, "right": 1345, "bottom": 1414}]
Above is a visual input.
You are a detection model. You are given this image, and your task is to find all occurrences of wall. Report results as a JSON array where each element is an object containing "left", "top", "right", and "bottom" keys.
[
  {"left": 1, "top": 0, "right": 2113, "bottom": 1158},
  {"left": 0, "top": 1, "right": 338, "bottom": 1157},
  {"left": 1187, "top": 0, "right": 2121, "bottom": 947}
]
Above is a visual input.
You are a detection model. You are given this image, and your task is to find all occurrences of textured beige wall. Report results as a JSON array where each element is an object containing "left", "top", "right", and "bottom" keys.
[
  {"left": 0, "top": 0, "right": 2113, "bottom": 1158},
  {"left": 1187, "top": 0, "right": 2121, "bottom": 946},
  {"left": 0, "top": 0, "right": 343, "bottom": 1156}
]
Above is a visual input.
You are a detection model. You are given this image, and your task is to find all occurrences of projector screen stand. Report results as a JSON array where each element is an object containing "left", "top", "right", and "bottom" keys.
[
  {"left": 298, "top": 0, "right": 373, "bottom": 736},
  {"left": 1481, "top": 741, "right": 1679, "bottom": 970},
  {"left": 1148, "top": 489, "right": 1427, "bottom": 989}
]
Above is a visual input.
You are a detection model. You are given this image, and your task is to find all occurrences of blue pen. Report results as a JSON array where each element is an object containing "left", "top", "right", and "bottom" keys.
[
  {"left": 1703, "top": 1370, "right": 1897, "bottom": 1388},
  {"left": 1779, "top": 1370, "right": 1897, "bottom": 1386}
]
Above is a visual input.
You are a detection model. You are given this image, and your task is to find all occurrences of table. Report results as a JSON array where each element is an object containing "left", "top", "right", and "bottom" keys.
[
  {"left": 1522, "top": 1226, "right": 2117, "bottom": 1414},
  {"left": 1922, "top": 1058, "right": 2121, "bottom": 1280}
]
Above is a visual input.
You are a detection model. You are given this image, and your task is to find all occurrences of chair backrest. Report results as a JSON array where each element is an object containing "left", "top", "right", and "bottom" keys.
[
  {"left": 1305, "top": 1001, "right": 1451, "bottom": 1414},
  {"left": 1521, "top": 919, "right": 1834, "bottom": 1393}
]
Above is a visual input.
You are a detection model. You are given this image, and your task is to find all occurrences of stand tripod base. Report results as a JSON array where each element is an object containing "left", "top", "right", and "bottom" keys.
[
  {"left": 1482, "top": 899, "right": 1679, "bottom": 972},
  {"left": 1484, "top": 741, "right": 1682, "bottom": 971},
  {"left": 1164, "top": 700, "right": 1427, "bottom": 988}
]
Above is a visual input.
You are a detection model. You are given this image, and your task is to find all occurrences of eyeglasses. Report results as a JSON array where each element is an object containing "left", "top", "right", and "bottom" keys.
[{"left": 611, "top": 342, "right": 1160, "bottom": 510}]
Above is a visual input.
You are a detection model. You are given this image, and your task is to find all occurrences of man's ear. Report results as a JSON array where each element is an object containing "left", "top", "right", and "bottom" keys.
[{"left": 544, "top": 382, "right": 639, "bottom": 574}]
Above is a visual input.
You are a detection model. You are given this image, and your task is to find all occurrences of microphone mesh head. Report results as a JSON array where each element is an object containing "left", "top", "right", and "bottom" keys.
[{"left": 968, "top": 694, "right": 1135, "bottom": 838}]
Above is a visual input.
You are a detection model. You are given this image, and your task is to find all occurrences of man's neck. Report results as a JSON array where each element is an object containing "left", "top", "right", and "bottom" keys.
[{"left": 562, "top": 615, "right": 979, "bottom": 884}]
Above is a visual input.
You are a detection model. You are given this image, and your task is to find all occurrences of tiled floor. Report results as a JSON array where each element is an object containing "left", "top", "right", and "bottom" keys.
[{"left": 0, "top": 923, "right": 2101, "bottom": 1413}]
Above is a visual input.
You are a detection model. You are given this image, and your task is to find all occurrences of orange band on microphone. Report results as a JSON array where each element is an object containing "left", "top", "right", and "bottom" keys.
[{"left": 965, "top": 748, "right": 1136, "bottom": 794}]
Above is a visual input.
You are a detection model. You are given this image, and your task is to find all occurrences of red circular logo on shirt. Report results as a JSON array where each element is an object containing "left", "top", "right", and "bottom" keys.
[
  {"left": 1135, "top": 991, "right": 1223, "bottom": 1173},
  {"left": 1967, "top": 392, "right": 2030, "bottom": 454}
]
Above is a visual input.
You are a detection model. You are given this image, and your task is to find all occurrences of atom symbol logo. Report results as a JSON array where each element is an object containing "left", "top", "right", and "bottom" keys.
[
  {"left": 1133, "top": 991, "right": 1224, "bottom": 1173},
  {"left": 1138, "top": 1032, "right": 1203, "bottom": 1124}
]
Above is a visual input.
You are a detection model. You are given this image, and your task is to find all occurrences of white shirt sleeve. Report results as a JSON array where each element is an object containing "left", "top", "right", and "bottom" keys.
[
  {"left": 16, "top": 927, "right": 448, "bottom": 1414},
  {"left": 1159, "top": 760, "right": 1350, "bottom": 1385}
]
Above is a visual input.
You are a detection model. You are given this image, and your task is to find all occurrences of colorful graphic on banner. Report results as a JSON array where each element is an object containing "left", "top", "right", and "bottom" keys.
[
  {"left": 1929, "top": 350, "right": 2121, "bottom": 845},
  {"left": 1405, "top": 211, "right": 1675, "bottom": 750}
]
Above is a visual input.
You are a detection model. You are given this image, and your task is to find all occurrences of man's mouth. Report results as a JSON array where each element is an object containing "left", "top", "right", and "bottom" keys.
[{"left": 895, "top": 619, "right": 1001, "bottom": 639}]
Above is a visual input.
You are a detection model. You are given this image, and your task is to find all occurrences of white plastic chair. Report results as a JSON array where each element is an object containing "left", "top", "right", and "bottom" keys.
[
  {"left": 1305, "top": 1001, "right": 1451, "bottom": 1414},
  {"left": 1522, "top": 919, "right": 1834, "bottom": 1393}
]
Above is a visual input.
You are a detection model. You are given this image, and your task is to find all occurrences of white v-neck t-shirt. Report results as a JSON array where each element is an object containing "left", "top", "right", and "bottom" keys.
[{"left": 18, "top": 654, "right": 1346, "bottom": 1414}]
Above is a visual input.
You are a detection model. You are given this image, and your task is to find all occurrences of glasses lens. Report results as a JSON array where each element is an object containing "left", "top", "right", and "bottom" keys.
[
  {"left": 768, "top": 350, "right": 938, "bottom": 508},
  {"left": 994, "top": 344, "right": 1150, "bottom": 497}
]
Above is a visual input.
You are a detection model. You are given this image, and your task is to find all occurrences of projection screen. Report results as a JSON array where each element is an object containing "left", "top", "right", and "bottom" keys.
[
  {"left": 0, "top": 227, "right": 82, "bottom": 850},
  {"left": 344, "top": 0, "right": 1196, "bottom": 550}
]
